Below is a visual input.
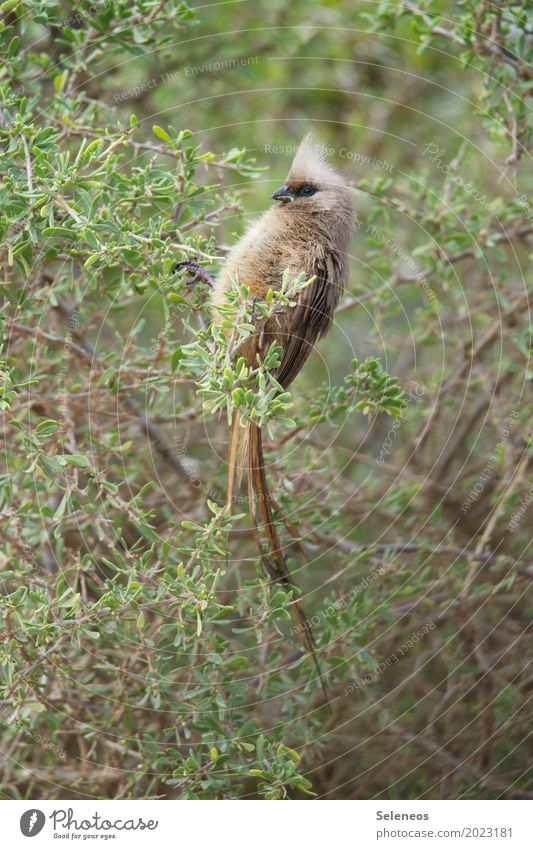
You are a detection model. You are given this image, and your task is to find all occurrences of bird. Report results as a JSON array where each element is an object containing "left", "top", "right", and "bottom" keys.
[{"left": 210, "top": 133, "right": 356, "bottom": 703}]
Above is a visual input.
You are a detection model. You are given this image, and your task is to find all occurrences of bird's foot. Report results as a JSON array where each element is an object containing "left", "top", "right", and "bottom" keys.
[{"left": 173, "top": 259, "right": 215, "bottom": 288}]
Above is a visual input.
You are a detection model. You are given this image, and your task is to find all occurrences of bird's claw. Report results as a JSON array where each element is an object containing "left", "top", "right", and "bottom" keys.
[{"left": 173, "top": 259, "right": 215, "bottom": 288}]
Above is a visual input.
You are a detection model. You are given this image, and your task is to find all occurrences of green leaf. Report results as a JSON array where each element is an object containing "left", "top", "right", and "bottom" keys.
[
  {"left": 84, "top": 253, "right": 101, "bottom": 268},
  {"left": 65, "top": 455, "right": 90, "bottom": 468},
  {"left": 54, "top": 70, "right": 69, "bottom": 94},
  {"left": 53, "top": 493, "right": 69, "bottom": 522},
  {"left": 152, "top": 125, "right": 171, "bottom": 142},
  {"left": 35, "top": 419, "right": 59, "bottom": 436}
]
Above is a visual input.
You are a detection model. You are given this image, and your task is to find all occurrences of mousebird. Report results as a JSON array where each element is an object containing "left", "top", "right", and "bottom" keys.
[{"left": 211, "top": 134, "right": 356, "bottom": 703}]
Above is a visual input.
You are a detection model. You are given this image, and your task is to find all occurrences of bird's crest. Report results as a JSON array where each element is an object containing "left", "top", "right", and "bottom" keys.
[{"left": 286, "top": 132, "right": 343, "bottom": 188}]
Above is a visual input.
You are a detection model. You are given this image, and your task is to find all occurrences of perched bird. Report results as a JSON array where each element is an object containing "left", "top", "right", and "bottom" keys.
[{"left": 211, "top": 134, "right": 356, "bottom": 701}]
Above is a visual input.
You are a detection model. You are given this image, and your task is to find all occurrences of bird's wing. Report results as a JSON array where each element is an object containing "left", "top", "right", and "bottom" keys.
[{"left": 274, "top": 253, "right": 343, "bottom": 389}]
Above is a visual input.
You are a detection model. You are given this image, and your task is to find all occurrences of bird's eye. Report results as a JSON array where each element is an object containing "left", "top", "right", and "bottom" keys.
[{"left": 300, "top": 184, "right": 317, "bottom": 196}]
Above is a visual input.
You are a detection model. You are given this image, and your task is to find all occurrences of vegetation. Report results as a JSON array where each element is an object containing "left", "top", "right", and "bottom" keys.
[{"left": 0, "top": 0, "right": 531, "bottom": 799}]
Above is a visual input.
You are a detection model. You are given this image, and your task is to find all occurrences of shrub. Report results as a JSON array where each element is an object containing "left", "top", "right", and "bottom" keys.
[{"left": 1, "top": 0, "right": 531, "bottom": 799}]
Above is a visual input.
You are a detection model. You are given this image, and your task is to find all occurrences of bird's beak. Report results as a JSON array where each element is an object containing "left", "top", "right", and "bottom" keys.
[{"left": 271, "top": 185, "right": 297, "bottom": 202}]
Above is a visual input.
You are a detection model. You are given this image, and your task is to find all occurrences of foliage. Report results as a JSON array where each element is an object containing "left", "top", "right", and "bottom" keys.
[
  {"left": 179, "top": 270, "right": 316, "bottom": 427},
  {"left": 0, "top": 0, "right": 532, "bottom": 800}
]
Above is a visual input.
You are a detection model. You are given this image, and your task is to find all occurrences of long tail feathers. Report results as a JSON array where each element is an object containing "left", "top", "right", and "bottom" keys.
[
  {"left": 226, "top": 410, "right": 240, "bottom": 507},
  {"left": 236, "top": 420, "right": 330, "bottom": 709}
]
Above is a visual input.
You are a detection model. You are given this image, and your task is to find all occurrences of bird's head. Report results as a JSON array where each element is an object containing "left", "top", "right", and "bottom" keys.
[{"left": 271, "top": 133, "right": 353, "bottom": 216}]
